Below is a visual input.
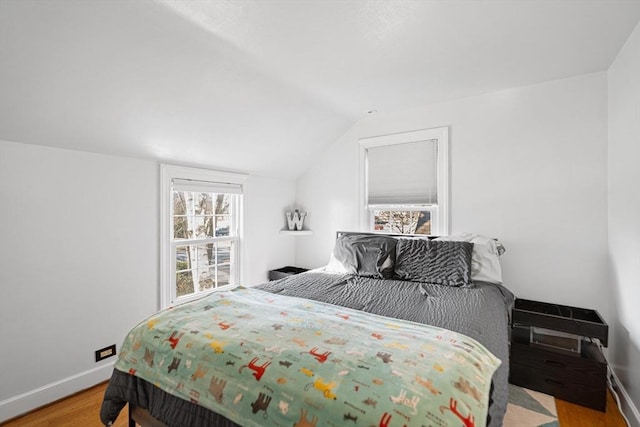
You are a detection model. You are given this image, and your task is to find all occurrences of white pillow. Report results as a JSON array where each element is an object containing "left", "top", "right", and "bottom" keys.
[
  {"left": 324, "top": 252, "right": 350, "bottom": 273},
  {"left": 436, "top": 232, "right": 504, "bottom": 284}
]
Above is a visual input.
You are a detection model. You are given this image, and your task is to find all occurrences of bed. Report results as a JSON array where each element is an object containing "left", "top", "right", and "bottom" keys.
[{"left": 101, "top": 231, "right": 513, "bottom": 427}]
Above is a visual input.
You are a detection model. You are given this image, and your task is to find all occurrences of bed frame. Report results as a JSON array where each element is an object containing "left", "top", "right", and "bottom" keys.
[
  {"left": 336, "top": 230, "right": 437, "bottom": 239},
  {"left": 128, "top": 405, "right": 166, "bottom": 427}
]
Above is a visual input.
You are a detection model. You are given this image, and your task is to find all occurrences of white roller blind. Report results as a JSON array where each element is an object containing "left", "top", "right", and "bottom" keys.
[
  {"left": 172, "top": 178, "right": 243, "bottom": 195},
  {"left": 367, "top": 139, "right": 438, "bottom": 205}
]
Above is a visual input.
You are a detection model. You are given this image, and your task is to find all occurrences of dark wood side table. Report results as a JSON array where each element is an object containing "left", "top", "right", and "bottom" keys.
[
  {"left": 509, "top": 299, "right": 608, "bottom": 412},
  {"left": 268, "top": 266, "right": 309, "bottom": 281}
]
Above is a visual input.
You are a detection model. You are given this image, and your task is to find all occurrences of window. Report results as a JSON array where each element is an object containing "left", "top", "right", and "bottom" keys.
[
  {"left": 161, "top": 165, "right": 247, "bottom": 308},
  {"left": 359, "top": 127, "right": 449, "bottom": 235}
]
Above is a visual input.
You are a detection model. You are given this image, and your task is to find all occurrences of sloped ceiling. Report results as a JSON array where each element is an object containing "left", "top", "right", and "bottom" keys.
[{"left": 1, "top": 0, "right": 638, "bottom": 178}]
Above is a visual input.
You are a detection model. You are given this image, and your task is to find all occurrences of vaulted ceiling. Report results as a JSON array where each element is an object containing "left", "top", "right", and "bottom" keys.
[{"left": 1, "top": 0, "right": 638, "bottom": 178}]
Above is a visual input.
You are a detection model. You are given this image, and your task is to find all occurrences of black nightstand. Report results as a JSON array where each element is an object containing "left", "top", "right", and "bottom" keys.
[
  {"left": 509, "top": 299, "right": 608, "bottom": 412},
  {"left": 268, "top": 266, "right": 309, "bottom": 281}
]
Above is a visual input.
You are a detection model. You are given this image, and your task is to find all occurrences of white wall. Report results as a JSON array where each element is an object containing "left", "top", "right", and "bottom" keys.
[
  {"left": 296, "top": 72, "right": 610, "bottom": 321},
  {"left": 0, "top": 141, "right": 159, "bottom": 420},
  {"left": 244, "top": 175, "right": 297, "bottom": 284},
  {"left": 0, "top": 140, "right": 296, "bottom": 421},
  {"left": 608, "top": 21, "right": 640, "bottom": 422}
]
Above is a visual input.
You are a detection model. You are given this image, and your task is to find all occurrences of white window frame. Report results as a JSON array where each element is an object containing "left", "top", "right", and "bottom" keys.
[
  {"left": 358, "top": 126, "right": 449, "bottom": 235},
  {"left": 160, "top": 164, "right": 247, "bottom": 308}
]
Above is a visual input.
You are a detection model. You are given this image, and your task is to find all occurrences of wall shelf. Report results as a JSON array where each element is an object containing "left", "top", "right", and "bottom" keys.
[{"left": 280, "top": 230, "right": 313, "bottom": 236}]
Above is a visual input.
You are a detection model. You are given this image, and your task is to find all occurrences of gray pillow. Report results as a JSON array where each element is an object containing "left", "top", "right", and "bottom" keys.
[
  {"left": 394, "top": 239, "right": 473, "bottom": 286},
  {"left": 332, "top": 234, "right": 397, "bottom": 278}
]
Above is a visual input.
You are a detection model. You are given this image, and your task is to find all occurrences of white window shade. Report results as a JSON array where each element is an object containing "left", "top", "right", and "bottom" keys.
[
  {"left": 367, "top": 139, "right": 438, "bottom": 205},
  {"left": 172, "top": 178, "right": 243, "bottom": 195}
]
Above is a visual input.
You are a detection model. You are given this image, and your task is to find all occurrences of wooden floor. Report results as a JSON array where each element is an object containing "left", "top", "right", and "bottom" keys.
[
  {"left": 0, "top": 381, "right": 629, "bottom": 427},
  {"left": 0, "top": 383, "right": 129, "bottom": 427},
  {"left": 555, "top": 390, "right": 628, "bottom": 427}
]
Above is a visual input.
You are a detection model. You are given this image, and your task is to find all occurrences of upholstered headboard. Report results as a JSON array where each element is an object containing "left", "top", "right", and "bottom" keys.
[{"left": 336, "top": 230, "right": 438, "bottom": 240}]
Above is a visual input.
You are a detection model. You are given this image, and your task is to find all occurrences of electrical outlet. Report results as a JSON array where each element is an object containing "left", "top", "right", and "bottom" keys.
[{"left": 95, "top": 344, "right": 116, "bottom": 362}]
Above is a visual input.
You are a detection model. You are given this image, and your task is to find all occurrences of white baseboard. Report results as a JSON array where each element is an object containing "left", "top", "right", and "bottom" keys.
[
  {"left": 0, "top": 361, "right": 115, "bottom": 423},
  {"left": 611, "top": 369, "right": 640, "bottom": 427}
]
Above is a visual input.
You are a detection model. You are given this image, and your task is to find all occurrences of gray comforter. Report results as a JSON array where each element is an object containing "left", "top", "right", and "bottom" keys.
[{"left": 101, "top": 271, "right": 513, "bottom": 427}]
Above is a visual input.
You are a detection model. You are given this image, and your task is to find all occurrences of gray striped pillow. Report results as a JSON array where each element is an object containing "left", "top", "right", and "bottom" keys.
[{"left": 394, "top": 239, "right": 473, "bottom": 286}]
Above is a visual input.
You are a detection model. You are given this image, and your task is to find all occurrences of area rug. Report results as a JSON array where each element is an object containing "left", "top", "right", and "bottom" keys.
[{"left": 503, "top": 384, "right": 559, "bottom": 427}]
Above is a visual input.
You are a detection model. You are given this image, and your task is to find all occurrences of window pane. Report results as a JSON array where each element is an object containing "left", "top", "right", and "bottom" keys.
[
  {"left": 217, "top": 241, "right": 231, "bottom": 265},
  {"left": 176, "top": 246, "right": 191, "bottom": 272},
  {"left": 173, "top": 191, "right": 194, "bottom": 239},
  {"left": 205, "top": 216, "right": 215, "bottom": 237},
  {"left": 196, "top": 193, "right": 213, "bottom": 215},
  {"left": 214, "top": 194, "right": 230, "bottom": 214},
  {"left": 217, "top": 265, "right": 231, "bottom": 286},
  {"left": 215, "top": 215, "right": 231, "bottom": 236},
  {"left": 176, "top": 271, "right": 194, "bottom": 297},
  {"left": 173, "top": 216, "right": 189, "bottom": 240},
  {"left": 195, "top": 244, "right": 215, "bottom": 268},
  {"left": 173, "top": 191, "right": 188, "bottom": 215},
  {"left": 193, "top": 215, "right": 214, "bottom": 238},
  {"left": 373, "top": 210, "right": 431, "bottom": 235},
  {"left": 197, "top": 267, "right": 215, "bottom": 291}
]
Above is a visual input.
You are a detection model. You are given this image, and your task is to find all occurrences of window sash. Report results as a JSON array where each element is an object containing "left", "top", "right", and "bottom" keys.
[
  {"left": 171, "top": 191, "right": 238, "bottom": 240},
  {"left": 171, "top": 237, "right": 238, "bottom": 299}
]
